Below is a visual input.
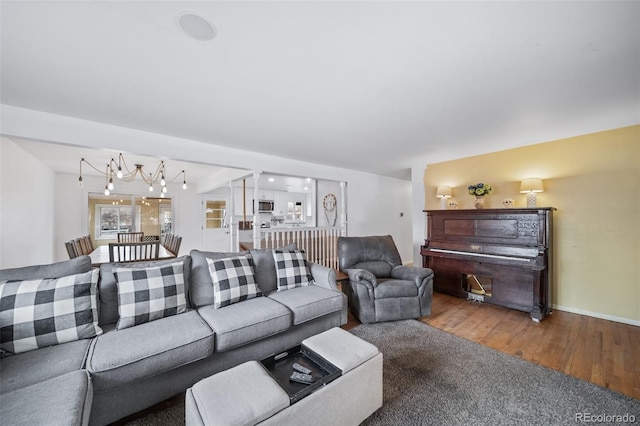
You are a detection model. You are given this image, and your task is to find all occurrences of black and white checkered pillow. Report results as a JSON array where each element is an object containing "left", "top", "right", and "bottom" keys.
[
  {"left": 0, "top": 269, "right": 102, "bottom": 355},
  {"left": 273, "top": 249, "right": 315, "bottom": 291},
  {"left": 206, "top": 255, "right": 262, "bottom": 309},
  {"left": 113, "top": 261, "right": 187, "bottom": 330}
]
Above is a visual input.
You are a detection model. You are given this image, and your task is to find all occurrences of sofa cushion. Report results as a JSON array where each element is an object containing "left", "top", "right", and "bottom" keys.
[
  {"left": 197, "top": 297, "right": 291, "bottom": 351},
  {"left": 0, "top": 370, "right": 92, "bottom": 426},
  {"left": 113, "top": 260, "right": 187, "bottom": 330},
  {"left": 250, "top": 244, "right": 296, "bottom": 294},
  {"left": 189, "top": 250, "right": 248, "bottom": 308},
  {"left": 0, "top": 256, "right": 91, "bottom": 281},
  {"left": 98, "top": 255, "right": 191, "bottom": 326},
  {"left": 0, "top": 338, "right": 91, "bottom": 394},
  {"left": 0, "top": 269, "right": 102, "bottom": 354},
  {"left": 86, "top": 310, "right": 214, "bottom": 391},
  {"left": 267, "top": 285, "right": 344, "bottom": 325},
  {"left": 207, "top": 256, "right": 262, "bottom": 309},
  {"left": 273, "top": 249, "right": 314, "bottom": 291}
]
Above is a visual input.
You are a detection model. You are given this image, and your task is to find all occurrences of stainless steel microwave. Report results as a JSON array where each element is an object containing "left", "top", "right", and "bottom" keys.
[{"left": 256, "top": 200, "right": 275, "bottom": 213}]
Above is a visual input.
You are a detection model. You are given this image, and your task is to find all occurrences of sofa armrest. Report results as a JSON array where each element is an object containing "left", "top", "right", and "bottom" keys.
[
  {"left": 308, "top": 262, "right": 338, "bottom": 291},
  {"left": 391, "top": 265, "right": 434, "bottom": 289}
]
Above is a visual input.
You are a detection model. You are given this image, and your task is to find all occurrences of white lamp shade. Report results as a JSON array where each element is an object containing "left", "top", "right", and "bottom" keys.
[
  {"left": 436, "top": 185, "right": 452, "bottom": 198},
  {"left": 520, "top": 178, "right": 544, "bottom": 193}
]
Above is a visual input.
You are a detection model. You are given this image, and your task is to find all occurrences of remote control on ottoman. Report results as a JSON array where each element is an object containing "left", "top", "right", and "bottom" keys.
[
  {"left": 292, "top": 363, "right": 312, "bottom": 375},
  {"left": 289, "top": 372, "right": 314, "bottom": 385}
]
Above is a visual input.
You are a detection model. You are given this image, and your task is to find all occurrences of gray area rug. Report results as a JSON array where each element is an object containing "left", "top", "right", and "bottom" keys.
[
  {"left": 122, "top": 320, "right": 639, "bottom": 425},
  {"left": 351, "top": 320, "right": 639, "bottom": 425}
]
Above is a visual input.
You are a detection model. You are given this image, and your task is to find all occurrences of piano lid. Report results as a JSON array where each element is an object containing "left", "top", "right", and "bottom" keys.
[{"left": 425, "top": 208, "right": 554, "bottom": 249}]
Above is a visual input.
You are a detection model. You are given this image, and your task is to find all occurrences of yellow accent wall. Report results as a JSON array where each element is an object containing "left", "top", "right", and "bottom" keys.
[{"left": 423, "top": 125, "right": 639, "bottom": 323}]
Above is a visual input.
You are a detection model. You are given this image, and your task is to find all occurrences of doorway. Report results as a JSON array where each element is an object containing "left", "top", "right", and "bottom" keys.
[{"left": 203, "top": 196, "right": 230, "bottom": 252}]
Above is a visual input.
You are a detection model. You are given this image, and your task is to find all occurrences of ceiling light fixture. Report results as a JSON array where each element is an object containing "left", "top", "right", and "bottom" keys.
[
  {"left": 177, "top": 10, "right": 216, "bottom": 41},
  {"left": 78, "top": 153, "right": 187, "bottom": 196}
]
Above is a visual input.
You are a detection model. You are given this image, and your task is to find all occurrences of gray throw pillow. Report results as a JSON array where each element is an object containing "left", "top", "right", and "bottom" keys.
[{"left": 250, "top": 243, "right": 297, "bottom": 294}]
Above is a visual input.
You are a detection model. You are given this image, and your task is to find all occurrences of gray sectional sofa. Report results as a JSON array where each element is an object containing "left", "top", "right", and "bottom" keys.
[{"left": 0, "top": 247, "right": 347, "bottom": 425}]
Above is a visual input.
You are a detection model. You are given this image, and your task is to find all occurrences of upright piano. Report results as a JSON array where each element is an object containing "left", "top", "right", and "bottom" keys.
[{"left": 421, "top": 207, "right": 555, "bottom": 321}]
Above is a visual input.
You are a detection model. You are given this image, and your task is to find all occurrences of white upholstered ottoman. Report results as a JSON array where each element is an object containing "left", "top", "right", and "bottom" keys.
[{"left": 185, "top": 327, "right": 382, "bottom": 426}]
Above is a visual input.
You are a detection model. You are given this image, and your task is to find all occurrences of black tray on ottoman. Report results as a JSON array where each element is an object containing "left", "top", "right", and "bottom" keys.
[{"left": 260, "top": 344, "right": 342, "bottom": 404}]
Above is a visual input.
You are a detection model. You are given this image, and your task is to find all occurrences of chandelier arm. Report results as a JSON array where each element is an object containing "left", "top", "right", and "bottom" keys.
[
  {"left": 81, "top": 158, "right": 109, "bottom": 175},
  {"left": 151, "top": 162, "right": 164, "bottom": 184},
  {"left": 166, "top": 170, "right": 186, "bottom": 184},
  {"left": 118, "top": 153, "right": 136, "bottom": 176}
]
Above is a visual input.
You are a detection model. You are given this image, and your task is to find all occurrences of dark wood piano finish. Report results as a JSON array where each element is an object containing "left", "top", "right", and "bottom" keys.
[{"left": 420, "top": 208, "right": 555, "bottom": 321}]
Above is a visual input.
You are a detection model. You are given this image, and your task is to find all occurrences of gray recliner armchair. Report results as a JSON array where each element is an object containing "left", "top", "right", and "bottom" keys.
[{"left": 338, "top": 235, "right": 434, "bottom": 324}]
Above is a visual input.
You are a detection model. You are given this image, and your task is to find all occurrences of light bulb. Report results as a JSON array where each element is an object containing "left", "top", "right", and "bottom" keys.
[
  {"left": 182, "top": 182, "right": 187, "bottom": 190},
  {"left": 160, "top": 192, "right": 165, "bottom": 198},
  {"left": 78, "top": 176, "right": 83, "bottom": 188},
  {"left": 162, "top": 186, "right": 167, "bottom": 193},
  {"left": 149, "top": 185, "right": 154, "bottom": 192},
  {"left": 116, "top": 168, "right": 123, "bottom": 179},
  {"left": 104, "top": 187, "right": 110, "bottom": 196},
  {"left": 161, "top": 176, "right": 166, "bottom": 186},
  {"left": 108, "top": 179, "right": 114, "bottom": 191}
]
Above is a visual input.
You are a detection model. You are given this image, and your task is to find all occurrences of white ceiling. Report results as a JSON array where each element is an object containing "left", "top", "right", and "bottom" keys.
[{"left": 1, "top": 1, "right": 639, "bottom": 180}]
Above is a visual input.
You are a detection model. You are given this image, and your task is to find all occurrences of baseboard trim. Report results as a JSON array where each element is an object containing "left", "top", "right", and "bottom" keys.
[{"left": 553, "top": 304, "right": 640, "bottom": 327}]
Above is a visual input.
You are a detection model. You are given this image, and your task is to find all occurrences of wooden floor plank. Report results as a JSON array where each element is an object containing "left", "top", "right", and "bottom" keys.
[{"left": 344, "top": 292, "right": 640, "bottom": 400}]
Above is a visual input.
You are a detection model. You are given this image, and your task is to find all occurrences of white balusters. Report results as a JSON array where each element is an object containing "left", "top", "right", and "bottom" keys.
[{"left": 259, "top": 227, "right": 340, "bottom": 269}]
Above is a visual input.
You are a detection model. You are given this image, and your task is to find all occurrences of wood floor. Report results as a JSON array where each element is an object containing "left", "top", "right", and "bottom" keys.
[{"left": 343, "top": 292, "right": 640, "bottom": 400}]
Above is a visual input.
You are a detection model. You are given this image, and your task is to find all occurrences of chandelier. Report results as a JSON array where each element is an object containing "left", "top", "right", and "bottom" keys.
[{"left": 78, "top": 153, "right": 187, "bottom": 197}]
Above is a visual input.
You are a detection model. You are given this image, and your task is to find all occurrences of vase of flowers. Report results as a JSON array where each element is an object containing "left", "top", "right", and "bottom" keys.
[{"left": 468, "top": 183, "right": 492, "bottom": 209}]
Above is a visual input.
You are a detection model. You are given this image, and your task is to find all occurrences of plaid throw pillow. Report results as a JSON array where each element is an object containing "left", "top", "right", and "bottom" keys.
[
  {"left": 113, "top": 261, "right": 187, "bottom": 330},
  {"left": 273, "top": 249, "right": 314, "bottom": 291},
  {"left": 0, "top": 269, "right": 102, "bottom": 354},
  {"left": 206, "top": 255, "right": 262, "bottom": 309}
]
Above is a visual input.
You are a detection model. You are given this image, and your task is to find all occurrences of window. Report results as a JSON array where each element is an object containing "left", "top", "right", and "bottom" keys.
[
  {"left": 89, "top": 193, "right": 172, "bottom": 241},
  {"left": 96, "top": 204, "right": 139, "bottom": 239},
  {"left": 286, "top": 201, "right": 304, "bottom": 222},
  {"left": 206, "top": 200, "right": 227, "bottom": 229}
]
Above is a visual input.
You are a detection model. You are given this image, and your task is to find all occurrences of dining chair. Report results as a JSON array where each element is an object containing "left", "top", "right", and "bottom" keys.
[
  {"left": 72, "top": 238, "right": 85, "bottom": 256},
  {"left": 169, "top": 236, "right": 182, "bottom": 256},
  {"left": 82, "top": 235, "right": 95, "bottom": 252},
  {"left": 163, "top": 233, "right": 174, "bottom": 251},
  {"left": 78, "top": 236, "right": 92, "bottom": 255},
  {"left": 117, "top": 232, "right": 144, "bottom": 243},
  {"left": 65, "top": 241, "right": 79, "bottom": 259},
  {"left": 108, "top": 241, "right": 160, "bottom": 263}
]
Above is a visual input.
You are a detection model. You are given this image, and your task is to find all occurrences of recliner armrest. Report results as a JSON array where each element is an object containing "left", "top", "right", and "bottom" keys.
[
  {"left": 344, "top": 268, "right": 377, "bottom": 290},
  {"left": 391, "top": 265, "right": 434, "bottom": 288},
  {"left": 308, "top": 262, "right": 339, "bottom": 291}
]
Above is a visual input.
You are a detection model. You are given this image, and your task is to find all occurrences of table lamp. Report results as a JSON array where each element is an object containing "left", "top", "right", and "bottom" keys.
[
  {"left": 436, "top": 186, "right": 452, "bottom": 210},
  {"left": 520, "top": 178, "right": 544, "bottom": 207}
]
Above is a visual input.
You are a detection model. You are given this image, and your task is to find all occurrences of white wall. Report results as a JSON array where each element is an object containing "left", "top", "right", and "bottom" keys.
[
  {"left": 1, "top": 107, "right": 415, "bottom": 265},
  {"left": 1, "top": 137, "right": 55, "bottom": 268}
]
